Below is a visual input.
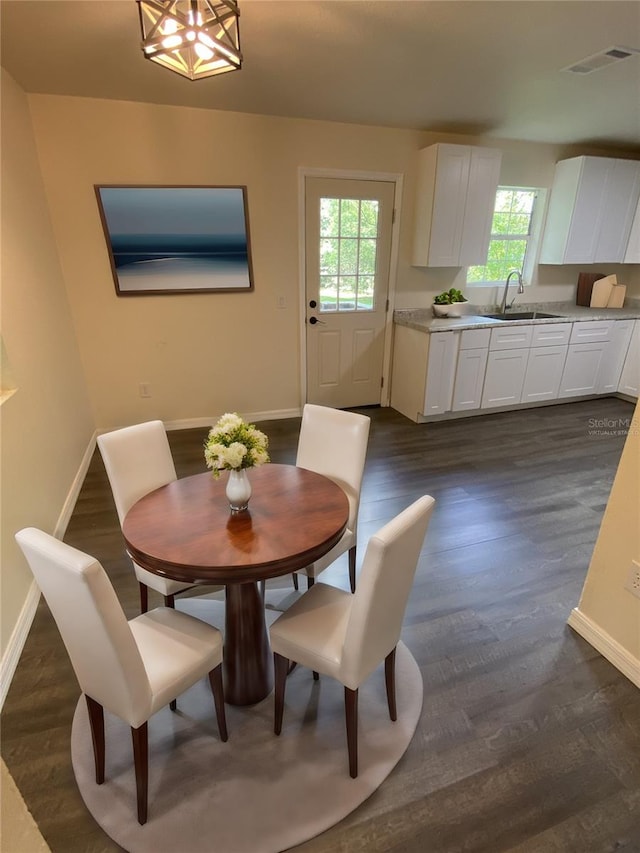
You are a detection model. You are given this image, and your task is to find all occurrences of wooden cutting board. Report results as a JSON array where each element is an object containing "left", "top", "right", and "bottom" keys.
[
  {"left": 607, "top": 284, "right": 626, "bottom": 308},
  {"left": 590, "top": 274, "right": 616, "bottom": 307},
  {"left": 576, "top": 272, "right": 606, "bottom": 306}
]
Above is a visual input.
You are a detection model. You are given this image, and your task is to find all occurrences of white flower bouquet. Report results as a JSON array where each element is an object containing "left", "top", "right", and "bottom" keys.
[{"left": 204, "top": 412, "right": 270, "bottom": 478}]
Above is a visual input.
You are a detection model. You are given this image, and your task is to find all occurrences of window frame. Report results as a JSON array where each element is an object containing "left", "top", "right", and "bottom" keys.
[
  {"left": 466, "top": 186, "right": 543, "bottom": 287},
  {"left": 318, "top": 196, "right": 381, "bottom": 313}
]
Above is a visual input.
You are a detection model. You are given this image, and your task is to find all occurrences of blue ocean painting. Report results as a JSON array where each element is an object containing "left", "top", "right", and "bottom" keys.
[{"left": 97, "top": 187, "right": 253, "bottom": 293}]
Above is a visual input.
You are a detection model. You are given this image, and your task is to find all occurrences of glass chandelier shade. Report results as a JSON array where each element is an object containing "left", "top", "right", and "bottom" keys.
[{"left": 137, "top": 0, "right": 242, "bottom": 81}]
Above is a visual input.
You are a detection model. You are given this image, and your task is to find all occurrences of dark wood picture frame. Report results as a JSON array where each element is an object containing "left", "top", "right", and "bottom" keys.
[{"left": 95, "top": 185, "right": 254, "bottom": 296}]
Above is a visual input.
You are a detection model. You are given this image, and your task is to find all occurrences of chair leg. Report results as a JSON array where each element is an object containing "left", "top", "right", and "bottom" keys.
[
  {"left": 85, "top": 695, "right": 105, "bottom": 785},
  {"left": 139, "top": 582, "right": 148, "bottom": 614},
  {"left": 170, "top": 699, "right": 177, "bottom": 711},
  {"left": 274, "top": 652, "right": 289, "bottom": 735},
  {"left": 348, "top": 546, "right": 357, "bottom": 593},
  {"left": 164, "top": 594, "right": 175, "bottom": 608},
  {"left": 131, "top": 722, "right": 149, "bottom": 825},
  {"left": 307, "top": 574, "right": 315, "bottom": 590},
  {"left": 259, "top": 579, "right": 266, "bottom": 600},
  {"left": 344, "top": 687, "right": 359, "bottom": 778},
  {"left": 291, "top": 573, "right": 299, "bottom": 591},
  {"left": 208, "top": 664, "right": 228, "bottom": 742},
  {"left": 385, "top": 647, "right": 397, "bottom": 721},
  {"left": 313, "top": 670, "right": 319, "bottom": 681}
]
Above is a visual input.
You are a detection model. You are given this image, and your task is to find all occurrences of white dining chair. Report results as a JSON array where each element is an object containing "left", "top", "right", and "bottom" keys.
[
  {"left": 293, "top": 404, "right": 371, "bottom": 593},
  {"left": 97, "top": 420, "right": 194, "bottom": 613},
  {"left": 15, "top": 528, "right": 228, "bottom": 825},
  {"left": 269, "top": 495, "right": 435, "bottom": 778}
]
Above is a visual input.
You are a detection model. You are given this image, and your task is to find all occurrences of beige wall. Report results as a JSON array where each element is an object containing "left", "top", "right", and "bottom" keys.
[
  {"left": 0, "top": 71, "right": 94, "bottom": 656},
  {"left": 27, "top": 94, "right": 640, "bottom": 428},
  {"left": 571, "top": 399, "right": 640, "bottom": 674},
  {"left": 28, "top": 95, "right": 420, "bottom": 427}
]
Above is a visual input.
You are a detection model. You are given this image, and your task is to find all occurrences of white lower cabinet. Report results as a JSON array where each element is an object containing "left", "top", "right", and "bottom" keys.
[
  {"left": 558, "top": 343, "right": 607, "bottom": 398},
  {"left": 451, "top": 328, "right": 490, "bottom": 411},
  {"left": 598, "top": 320, "right": 634, "bottom": 393},
  {"left": 423, "top": 332, "right": 458, "bottom": 415},
  {"left": 407, "top": 317, "right": 638, "bottom": 422},
  {"left": 521, "top": 345, "right": 568, "bottom": 403},
  {"left": 521, "top": 323, "right": 571, "bottom": 403},
  {"left": 481, "top": 348, "right": 529, "bottom": 408},
  {"left": 618, "top": 320, "right": 639, "bottom": 398},
  {"left": 568, "top": 320, "right": 613, "bottom": 345},
  {"left": 452, "top": 348, "right": 489, "bottom": 410},
  {"left": 558, "top": 319, "right": 627, "bottom": 398}
]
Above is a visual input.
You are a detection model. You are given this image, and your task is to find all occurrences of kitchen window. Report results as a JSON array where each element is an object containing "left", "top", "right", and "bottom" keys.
[{"left": 467, "top": 187, "right": 539, "bottom": 285}]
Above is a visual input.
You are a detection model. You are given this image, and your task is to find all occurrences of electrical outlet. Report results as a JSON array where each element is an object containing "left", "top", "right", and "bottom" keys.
[
  {"left": 277, "top": 295, "right": 286, "bottom": 309},
  {"left": 139, "top": 382, "right": 151, "bottom": 398},
  {"left": 624, "top": 559, "right": 640, "bottom": 599}
]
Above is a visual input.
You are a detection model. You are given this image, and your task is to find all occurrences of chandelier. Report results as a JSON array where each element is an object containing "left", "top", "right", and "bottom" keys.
[{"left": 137, "top": 0, "right": 242, "bottom": 81}]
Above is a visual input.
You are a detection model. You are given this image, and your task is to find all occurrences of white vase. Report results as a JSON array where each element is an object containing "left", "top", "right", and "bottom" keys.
[{"left": 225, "top": 468, "right": 252, "bottom": 512}]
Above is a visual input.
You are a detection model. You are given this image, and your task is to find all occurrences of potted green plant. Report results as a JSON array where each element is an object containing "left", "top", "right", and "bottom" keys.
[{"left": 432, "top": 288, "right": 468, "bottom": 317}]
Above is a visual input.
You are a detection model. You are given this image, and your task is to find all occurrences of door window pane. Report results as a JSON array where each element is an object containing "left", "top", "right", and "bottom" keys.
[
  {"left": 340, "top": 199, "right": 360, "bottom": 237},
  {"left": 360, "top": 200, "right": 379, "bottom": 238},
  {"left": 357, "top": 276, "right": 374, "bottom": 310},
  {"left": 318, "top": 197, "right": 379, "bottom": 311},
  {"left": 320, "top": 198, "right": 340, "bottom": 237},
  {"left": 320, "top": 275, "right": 338, "bottom": 310},
  {"left": 340, "top": 239, "right": 358, "bottom": 275},
  {"left": 320, "top": 238, "right": 339, "bottom": 276},
  {"left": 338, "top": 276, "right": 357, "bottom": 310},
  {"left": 359, "top": 239, "right": 377, "bottom": 274}
]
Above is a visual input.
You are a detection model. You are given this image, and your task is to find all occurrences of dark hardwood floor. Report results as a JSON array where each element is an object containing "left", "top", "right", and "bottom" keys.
[{"left": 3, "top": 398, "right": 640, "bottom": 852}]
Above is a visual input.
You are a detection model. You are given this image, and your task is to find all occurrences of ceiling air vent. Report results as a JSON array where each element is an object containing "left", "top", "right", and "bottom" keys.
[{"left": 563, "top": 45, "right": 639, "bottom": 74}]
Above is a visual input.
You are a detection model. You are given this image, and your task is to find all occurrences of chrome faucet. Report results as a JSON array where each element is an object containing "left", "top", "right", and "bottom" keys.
[{"left": 500, "top": 270, "right": 525, "bottom": 313}]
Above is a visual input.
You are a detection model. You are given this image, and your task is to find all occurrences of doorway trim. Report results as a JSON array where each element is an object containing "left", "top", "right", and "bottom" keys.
[{"left": 297, "top": 166, "right": 404, "bottom": 408}]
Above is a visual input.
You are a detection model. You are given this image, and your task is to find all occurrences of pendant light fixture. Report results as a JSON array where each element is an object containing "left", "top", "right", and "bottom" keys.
[{"left": 137, "top": 0, "right": 242, "bottom": 81}]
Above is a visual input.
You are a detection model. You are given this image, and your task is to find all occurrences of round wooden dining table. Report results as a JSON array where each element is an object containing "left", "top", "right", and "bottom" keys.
[{"left": 122, "top": 463, "right": 349, "bottom": 705}]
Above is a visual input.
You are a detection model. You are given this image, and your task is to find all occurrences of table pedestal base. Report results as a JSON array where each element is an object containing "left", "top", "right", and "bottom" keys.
[{"left": 223, "top": 582, "right": 272, "bottom": 705}]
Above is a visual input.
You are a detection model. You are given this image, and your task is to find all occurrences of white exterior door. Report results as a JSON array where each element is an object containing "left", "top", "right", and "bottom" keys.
[{"left": 305, "top": 177, "right": 395, "bottom": 407}]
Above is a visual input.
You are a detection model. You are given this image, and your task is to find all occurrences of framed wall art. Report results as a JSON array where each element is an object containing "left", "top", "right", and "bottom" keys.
[{"left": 95, "top": 185, "right": 254, "bottom": 295}]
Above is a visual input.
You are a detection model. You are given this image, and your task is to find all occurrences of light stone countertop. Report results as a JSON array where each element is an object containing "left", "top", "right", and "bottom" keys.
[{"left": 393, "top": 300, "right": 640, "bottom": 333}]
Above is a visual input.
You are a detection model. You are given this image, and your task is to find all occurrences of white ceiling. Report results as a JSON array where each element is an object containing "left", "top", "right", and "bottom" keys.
[{"left": 1, "top": 0, "right": 640, "bottom": 149}]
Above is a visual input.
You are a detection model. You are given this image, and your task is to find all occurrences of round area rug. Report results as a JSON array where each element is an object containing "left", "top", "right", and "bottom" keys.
[{"left": 70, "top": 597, "right": 423, "bottom": 853}]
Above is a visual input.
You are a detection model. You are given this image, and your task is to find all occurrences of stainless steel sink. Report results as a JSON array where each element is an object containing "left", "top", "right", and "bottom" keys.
[{"left": 482, "top": 311, "right": 565, "bottom": 321}]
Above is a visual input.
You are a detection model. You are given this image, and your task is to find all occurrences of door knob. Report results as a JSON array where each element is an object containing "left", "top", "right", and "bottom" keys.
[{"left": 308, "top": 316, "right": 326, "bottom": 325}]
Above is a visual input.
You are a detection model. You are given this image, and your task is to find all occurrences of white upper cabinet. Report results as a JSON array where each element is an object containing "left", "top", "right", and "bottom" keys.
[
  {"left": 540, "top": 156, "right": 640, "bottom": 264},
  {"left": 412, "top": 144, "right": 502, "bottom": 267},
  {"left": 624, "top": 197, "right": 640, "bottom": 263}
]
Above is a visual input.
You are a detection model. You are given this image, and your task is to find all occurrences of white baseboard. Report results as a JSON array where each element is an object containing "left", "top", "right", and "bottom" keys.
[
  {"left": 53, "top": 430, "right": 99, "bottom": 538},
  {"left": 164, "top": 408, "right": 302, "bottom": 432},
  {"left": 0, "top": 580, "right": 41, "bottom": 710},
  {"left": 1, "top": 430, "right": 99, "bottom": 711},
  {"left": 567, "top": 607, "right": 640, "bottom": 688}
]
